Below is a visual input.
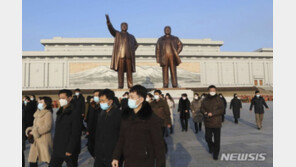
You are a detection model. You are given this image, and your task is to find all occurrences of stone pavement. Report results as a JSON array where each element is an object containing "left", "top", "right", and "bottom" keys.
[{"left": 24, "top": 102, "right": 273, "bottom": 167}]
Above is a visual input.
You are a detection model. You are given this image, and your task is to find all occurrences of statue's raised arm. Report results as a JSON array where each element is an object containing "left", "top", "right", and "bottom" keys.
[{"left": 105, "top": 14, "right": 117, "bottom": 37}]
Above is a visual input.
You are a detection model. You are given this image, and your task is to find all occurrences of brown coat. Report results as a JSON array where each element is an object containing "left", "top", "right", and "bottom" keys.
[
  {"left": 191, "top": 99, "right": 203, "bottom": 123},
  {"left": 25, "top": 109, "right": 53, "bottom": 163},
  {"left": 107, "top": 22, "right": 138, "bottom": 72},
  {"left": 113, "top": 101, "right": 166, "bottom": 167},
  {"left": 156, "top": 35, "right": 183, "bottom": 67},
  {"left": 200, "top": 95, "right": 225, "bottom": 128},
  {"left": 150, "top": 99, "right": 172, "bottom": 126}
]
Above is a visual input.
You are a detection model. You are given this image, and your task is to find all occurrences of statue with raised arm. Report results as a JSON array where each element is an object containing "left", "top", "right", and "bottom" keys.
[
  {"left": 156, "top": 26, "right": 183, "bottom": 88},
  {"left": 105, "top": 14, "right": 138, "bottom": 89}
]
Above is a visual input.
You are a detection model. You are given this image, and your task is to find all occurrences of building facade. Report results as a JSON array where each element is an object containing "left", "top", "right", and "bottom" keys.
[{"left": 22, "top": 37, "right": 273, "bottom": 90}]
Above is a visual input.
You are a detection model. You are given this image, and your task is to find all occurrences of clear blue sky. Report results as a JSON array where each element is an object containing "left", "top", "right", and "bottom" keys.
[{"left": 23, "top": 0, "right": 273, "bottom": 52}]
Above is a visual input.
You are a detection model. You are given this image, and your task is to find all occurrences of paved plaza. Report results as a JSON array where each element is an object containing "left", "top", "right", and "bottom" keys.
[{"left": 24, "top": 102, "right": 273, "bottom": 167}]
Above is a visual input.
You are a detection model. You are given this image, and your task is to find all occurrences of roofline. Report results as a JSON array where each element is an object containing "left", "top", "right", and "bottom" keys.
[
  {"left": 22, "top": 51, "right": 273, "bottom": 58},
  {"left": 40, "top": 37, "right": 224, "bottom": 46}
]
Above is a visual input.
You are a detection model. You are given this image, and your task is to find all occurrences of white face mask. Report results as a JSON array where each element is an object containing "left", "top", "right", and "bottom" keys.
[
  {"left": 38, "top": 103, "right": 44, "bottom": 110},
  {"left": 59, "top": 99, "right": 68, "bottom": 107},
  {"left": 30, "top": 97, "right": 34, "bottom": 101},
  {"left": 182, "top": 97, "right": 187, "bottom": 100},
  {"left": 75, "top": 92, "right": 80, "bottom": 96},
  {"left": 154, "top": 95, "right": 159, "bottom": 100},
  {"left": 209, "top": 92, "right": 216, "bottom": 96},
  {"left": 256, "top": 94, "right": 260, "bottom": 98},
  {"left": 194, "top": 96, "right": 199, "bottom": 100},
  {"left": 146, "top": 98, "right": 151, "bottom": 102}
]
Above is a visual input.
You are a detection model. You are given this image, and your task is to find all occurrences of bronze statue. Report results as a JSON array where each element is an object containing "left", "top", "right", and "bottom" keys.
[
  {"left": 105, "top": 14, "right": 138, "bottom": 89},
  {"left": 156, "top": 26, "right": 183, "bottom": 88}
]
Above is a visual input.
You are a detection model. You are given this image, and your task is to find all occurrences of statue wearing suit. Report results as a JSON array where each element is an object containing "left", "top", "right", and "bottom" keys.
[
  {"left": 156, "top": 26, "right": 183, "bottom": 88},
  {"left": 105, "top": 14, "right": 138, "bottom": 89}
]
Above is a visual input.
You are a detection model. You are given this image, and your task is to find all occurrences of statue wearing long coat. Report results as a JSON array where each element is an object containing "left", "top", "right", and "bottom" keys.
[{"left": 107, "top": 22, "right": 138, "bottom": 73}]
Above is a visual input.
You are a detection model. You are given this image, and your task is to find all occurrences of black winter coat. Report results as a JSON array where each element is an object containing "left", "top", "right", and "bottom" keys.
[
  {"left": 178, "top": 98, "right": 191, "bottom": 119},
  {"left": 120, "top": 98, "right": 129, "bottom": 111},
  {"left": 23, "top": 101, "right": 37, "bottom": 129},
  {"left": 230, "top": 97, "right": 242, "bottom": 119},
  {"left": 94, "top": 103, "right": 122, "bottom": 166},
  {"left": 52, "top": 104, "right": 82, "bottom": 157},
  {"left": 220, "top": 96, "right": 227, "bottom": 115},
  {"left": 87, "top": 102, "right": 101, "bottom": 157},
  {"left": 249, "top": 96, "right": 269, "bottom": 114},
  {"left": 73, "top": 94, "right": 85, "bottom": 115},
  {"left": 113, "top": 101, "right": 166, "bottom": 167}
]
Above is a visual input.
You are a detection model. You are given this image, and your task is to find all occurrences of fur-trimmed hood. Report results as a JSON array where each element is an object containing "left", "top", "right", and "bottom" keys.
[
  {"left": 33, "top": 109, "right": 51, "bottom": 118},
  {"left": 122, "top": 101, "right": 152, "bottom": 120}
]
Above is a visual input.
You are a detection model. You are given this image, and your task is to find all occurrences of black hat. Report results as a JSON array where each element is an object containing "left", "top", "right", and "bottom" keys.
[{"left": 255, "top": 90, "right": 260, "bottom": 94}]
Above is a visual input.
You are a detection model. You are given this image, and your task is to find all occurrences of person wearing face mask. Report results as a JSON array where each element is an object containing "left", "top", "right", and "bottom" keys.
[
  {"left": 23, "top": 96, "right": 36, "bottom": 133},
  {"left": 146, "top": 93, "right": 154, "bottom": 103},
  {"left": 165, "top": 93, "right": 175, "bottom": 134},
  {"left": 86, "top": 90, "right": 101, "bottom": 158},
  {"left": 25, "top": 96, "right": 53, "bottom": 167},
  {"left": 200, "top": 85, "right": 225, "bottom": 160},
  {"left": 94, "top": 89, "right": 122, "bottom": 167},
  {"left": 230, "top": 93, "right": 242, "bottom": 124},
  {"left": 150, "top": 89, "right": 172, "bottom": 136},
  {"left": 201, "top": 93, "right": 206, "bottom": 99},
  {"left": 112, "top": 85, "right": 166, "bottom": 167},
  {"left": 178, "top": 93, "right": 191, "bottom": 132},
  {"left": 191, "top": 93, "right": 204, "bottom": 133},
  {"left": 249, "top": 90, "right": 269, "bottom": 130},
  {"left": 84, "top": 95, "right": 93, "bottom": 123},
  {"left": 30, "top": 95, "right": 38, "bottom": 112},
  {"left": 23, "top": 96, "right": 34, "bottom": 166},
  {"left": 120, "top": 92, "right": 129, "bottom": 111},
  {"left": 49, "top": 89, "right": 82, "bottom": 167},
  {"left": 218, "top": 93, "right": 227, "bottom": 122},
  {"left": 72, "top": 88, "right": 86, "bottom": 134}
]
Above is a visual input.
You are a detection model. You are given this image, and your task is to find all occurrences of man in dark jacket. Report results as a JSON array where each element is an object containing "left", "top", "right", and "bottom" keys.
[
  {"left": 73, "top": 88, "right": 86, "bottom": 133},
  {"left": 120, "top": 92, "right": 129, "bottom": 111},
  {"left": 150, "top": 89, "right": 171, "bottom": 136},
  {"left": 249, "top": 90, "right": 269, "bottom": 130},
  {"left": 94, "top": 89, "right": 122, "bottom": 167},
  {"left": 201, "top": 85, "right": 225, "bottom": 160},
  {"left": 230, "top": 93, "right": 242, "bottom": 124},
  {"left": 87, "top": 90, "right": 101, "bottom": 158},
  {"left": 112, "top": 85, "right": 166, "bottom": 167},
  {"left": 178, "top": 93, "right": 191, "bottom": 132},
  {"left": 23, "top": 96, "right": 35, "bottom": 130},
  {"left": 218, "top": 93, "right": 227, "bottom": 122},
  {"left": 49, "top": 89, "right": 82, "bottom": 167}
]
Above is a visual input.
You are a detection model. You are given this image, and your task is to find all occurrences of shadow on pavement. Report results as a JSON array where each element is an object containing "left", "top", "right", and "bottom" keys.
[
  {"left": 224, "top": 114, "right": 257, "bottom": 129},
  {"left": 166, "top": 135, "right": 192, "bottom": 167}
]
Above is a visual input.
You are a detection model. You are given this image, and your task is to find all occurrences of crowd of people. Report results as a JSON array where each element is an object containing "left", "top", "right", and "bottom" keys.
[{"left": 22, "top": 85, "right": 269, "bottom": 167}]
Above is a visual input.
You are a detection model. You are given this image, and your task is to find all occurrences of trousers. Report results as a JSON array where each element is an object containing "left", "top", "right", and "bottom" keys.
[
  {"left": 162, "top": 54, "right": 178, "bottom": 88},
  {"left": 205, "top": 127, "right": 221, "bottom": 159},
  {"left": 118, "top": 58, "right": 133, "bottom": 89},
  {"left": 255, "top": 113, "right": 264, "bottom": 128}
]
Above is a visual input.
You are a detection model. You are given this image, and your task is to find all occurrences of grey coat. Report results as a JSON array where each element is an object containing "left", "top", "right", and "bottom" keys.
[{"left": 191, "top": 99, "right": 203, "bottom": 123}]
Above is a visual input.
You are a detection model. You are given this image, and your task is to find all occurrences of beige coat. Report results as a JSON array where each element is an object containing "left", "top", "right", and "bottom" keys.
[
  {"left": 166, "top": 99, "right": 175, "bottom": 125},
  {"left": 26, "top": 109, "right": 53, "bottom": 163}
]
